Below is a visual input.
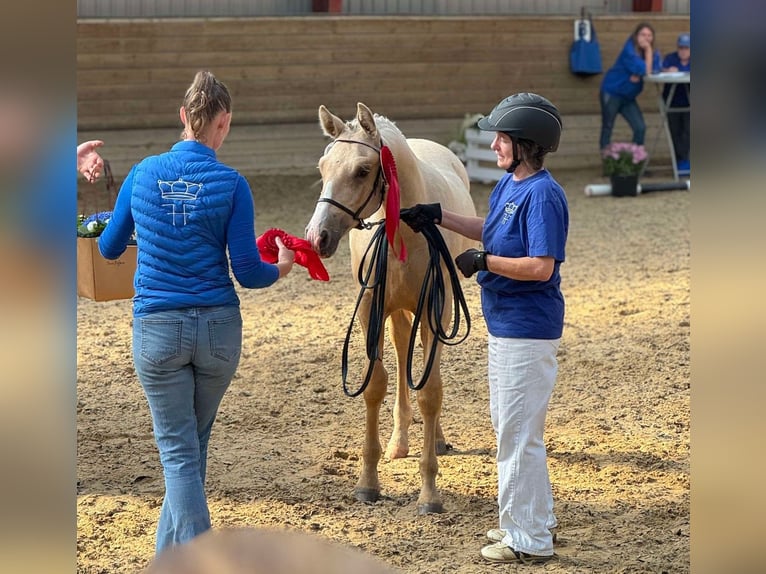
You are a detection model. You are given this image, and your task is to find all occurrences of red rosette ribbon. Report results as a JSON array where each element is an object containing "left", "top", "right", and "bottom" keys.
[{"left": 256, "top": 228, "right": 330, "bottom": 281}]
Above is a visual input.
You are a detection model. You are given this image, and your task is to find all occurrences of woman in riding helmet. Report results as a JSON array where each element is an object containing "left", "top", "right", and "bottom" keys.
[{"left": 400, "top": 92, "right": 569, "bottom": 564}]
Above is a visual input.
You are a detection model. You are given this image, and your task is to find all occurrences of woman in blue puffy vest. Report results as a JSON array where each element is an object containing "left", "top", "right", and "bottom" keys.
[{"left": 98, "top": 70, "right": 295, "bottom": 554}]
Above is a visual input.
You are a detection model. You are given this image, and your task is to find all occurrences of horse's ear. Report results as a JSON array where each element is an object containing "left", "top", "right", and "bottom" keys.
[
  {"left": 318, "top": 105, "right": 345, "bottom": 139},
  {"left": 356, "top": 102, "right": 378, "bottom": 140}
]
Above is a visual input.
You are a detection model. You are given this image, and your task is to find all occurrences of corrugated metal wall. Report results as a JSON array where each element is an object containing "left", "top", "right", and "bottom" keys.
[
  {"left": 343, "top": 0, "right": 628, "bottom": 14},
  {"left": 76, "top": 0, "right": 690, "bottom": 18},
  {"left": 76, "top": 1, "right": 312, "bottom": 18}
]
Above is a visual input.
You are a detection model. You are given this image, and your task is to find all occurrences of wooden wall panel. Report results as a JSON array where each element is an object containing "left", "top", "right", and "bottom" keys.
[
  {"left": 77, "top": 15, "right": 690, "bottom": 131},
  {"left": 78, "top": 15, "right": 689, "bottom": 174}
]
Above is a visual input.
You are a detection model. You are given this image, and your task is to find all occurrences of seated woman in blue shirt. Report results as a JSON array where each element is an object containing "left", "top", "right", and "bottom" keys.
[{"left": 662, "top": 33, "right": 691, "bottom": 173}]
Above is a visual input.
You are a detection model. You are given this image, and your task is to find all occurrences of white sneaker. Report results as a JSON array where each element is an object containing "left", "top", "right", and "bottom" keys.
[
  {"left": 486, "top": 527, "right": 558, "bottom": 543},
  {"left": 480, "top": 541, "right": 554, "bottom": 564},
  {"left": 486, "top": 528, "right": 505, "bottom": 542}
]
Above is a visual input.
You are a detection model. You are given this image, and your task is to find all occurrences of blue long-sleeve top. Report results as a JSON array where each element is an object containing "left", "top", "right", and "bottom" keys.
[
  {"left": 98, "top": 140, "right": 279, "bottom": 316},
  {"left": 661, "top": 51, "right": 691, "bottom": 107},
  {"left": 601, "top": 37, "right": 661, "bottom": 100}
]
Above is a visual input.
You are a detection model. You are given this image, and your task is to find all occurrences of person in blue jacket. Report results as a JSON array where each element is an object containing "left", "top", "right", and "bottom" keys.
[
  {"left": 662, "top": 32, "right": 691, "bottom": 173},
  {"left": 98, "top": 70, "right": 295, "bottom": 555},
  {"left": 400, "top": 93, "right": 568, "bottom": 565},
  {"left": 599, "top": 22, "right": 661, "bottom": 151}
]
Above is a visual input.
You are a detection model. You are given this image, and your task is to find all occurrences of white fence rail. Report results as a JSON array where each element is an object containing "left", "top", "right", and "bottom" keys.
[{"left": 464, "top": 128, "right": 505, "bottom": 184}]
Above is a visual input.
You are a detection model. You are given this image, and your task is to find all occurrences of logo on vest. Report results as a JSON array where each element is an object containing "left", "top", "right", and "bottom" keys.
[{"left": 158, "top": 178, "right": 203, "bottom": 226}]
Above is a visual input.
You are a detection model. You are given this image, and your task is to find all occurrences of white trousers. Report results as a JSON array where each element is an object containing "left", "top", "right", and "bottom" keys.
[{"left": 488, "top": 334, "right": 560, "bottom": 556}]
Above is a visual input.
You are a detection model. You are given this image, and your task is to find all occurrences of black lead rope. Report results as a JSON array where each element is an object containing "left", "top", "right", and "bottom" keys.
[
  {"left": 340, "top": 220, "right": 471, "bottom": 397},
  {"left": 341, "top": 222, "right": 388, "bottom": 397},
  {"left": 406, "top": 220, "right": 471, "bottom": 390}
]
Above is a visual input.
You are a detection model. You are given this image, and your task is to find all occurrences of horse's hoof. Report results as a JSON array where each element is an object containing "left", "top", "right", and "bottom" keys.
[
  {"left": 354, "top": 488, "right": 380, "bottom": 503},
  {"left": 417, "top": 502, "right": 444, "bottom": 515},
  {"left": 385, "top": 445, "right": 409, "bottom": 460}
]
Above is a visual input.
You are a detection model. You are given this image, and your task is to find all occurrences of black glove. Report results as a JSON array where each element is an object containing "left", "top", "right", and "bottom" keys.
[
  {"left": 399, "top": 203, "right": 442, "bottom": 233},
  {"left": 455, "top": 249, "right": 488, "bottom": 278}
]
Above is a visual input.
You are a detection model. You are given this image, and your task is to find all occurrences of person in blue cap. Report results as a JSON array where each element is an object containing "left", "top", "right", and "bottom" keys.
[{"left": 662, "top": 33, "right": 691, "bottom": 173}]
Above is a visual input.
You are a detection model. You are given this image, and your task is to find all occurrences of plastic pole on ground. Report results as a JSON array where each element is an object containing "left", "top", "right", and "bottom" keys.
[{"left": 584, "top": 180, "right": 690, "bottom": 196}]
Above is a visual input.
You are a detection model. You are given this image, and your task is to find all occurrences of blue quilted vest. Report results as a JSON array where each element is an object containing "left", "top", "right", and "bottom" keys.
[{"left": 129, "top": 140, "right": 243, "bottom": 315}]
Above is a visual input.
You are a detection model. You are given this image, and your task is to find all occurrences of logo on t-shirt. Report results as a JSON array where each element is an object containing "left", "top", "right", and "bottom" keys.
[
  {"left": 158, "top": 178, "right": 203, "bottom": 226},
  {"left": 502, "top": 201, "right": 518, "bottom": 224}
]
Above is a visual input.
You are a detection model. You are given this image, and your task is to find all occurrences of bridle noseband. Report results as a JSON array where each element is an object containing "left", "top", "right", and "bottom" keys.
[{"left": 317, "top": 138, "right": 387, "bottom": 230}]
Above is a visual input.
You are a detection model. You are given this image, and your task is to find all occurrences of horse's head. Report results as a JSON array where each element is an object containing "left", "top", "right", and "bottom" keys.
[{"left": 305, "top": 102, "right": 386, "bottom": 258}]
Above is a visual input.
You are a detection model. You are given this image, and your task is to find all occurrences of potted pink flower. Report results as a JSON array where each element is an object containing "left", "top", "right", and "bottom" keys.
[{"left": 601, "top": 142, "right": 648, "bottom": 196}]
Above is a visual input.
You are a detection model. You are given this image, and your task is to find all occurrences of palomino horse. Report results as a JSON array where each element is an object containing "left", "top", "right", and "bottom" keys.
[{"left": 305, "top": 102, "right": 476, "bottom": 514}]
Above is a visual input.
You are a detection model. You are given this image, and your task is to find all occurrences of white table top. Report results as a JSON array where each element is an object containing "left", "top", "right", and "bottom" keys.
[{"left": 645, "top": 72, "right": 690, "bottom": 84}]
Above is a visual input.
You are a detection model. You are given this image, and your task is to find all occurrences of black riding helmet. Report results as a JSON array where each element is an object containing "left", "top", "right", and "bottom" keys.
[{"left": 477, "top": 93, "right": 562, "bottom": 152}]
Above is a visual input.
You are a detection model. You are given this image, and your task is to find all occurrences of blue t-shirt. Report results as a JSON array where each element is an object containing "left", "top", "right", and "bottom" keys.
[
  {"left": 477, "top": 169, "right": 568, "bottom": 339},
  {"left": 661, "top": 52, "right": 690, "bottom": 107}
]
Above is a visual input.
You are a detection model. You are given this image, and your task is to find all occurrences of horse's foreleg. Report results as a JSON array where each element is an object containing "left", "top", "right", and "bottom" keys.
[
  {"left": 435, "top": 418, "right": 448, "bottom": 455},
  {"left": 355, "top": 354, "right": 388, "bottom": 504},
  {"left": 415, "top": 330, "right": 444, "bottom": 515},
  {"left": 385, "top": 310, "right": 412, "bottom": 460}
]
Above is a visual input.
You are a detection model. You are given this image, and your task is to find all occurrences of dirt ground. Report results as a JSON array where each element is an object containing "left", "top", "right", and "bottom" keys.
[{"left": 77, "top": 169, "right": 689, "bottom": 573}]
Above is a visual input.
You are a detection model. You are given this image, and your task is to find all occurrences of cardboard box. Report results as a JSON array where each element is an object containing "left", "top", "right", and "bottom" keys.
[{"left": 77, "top": 237, "right": 137, "bottom": 301}]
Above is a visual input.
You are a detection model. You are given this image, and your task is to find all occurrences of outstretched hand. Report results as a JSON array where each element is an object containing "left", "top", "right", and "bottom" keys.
[
  {"left": 399, "top": 203, "right": 442, "bottom": 233},
  {"left": 77, "top": 140, "right": 105, "bottom": 183}
]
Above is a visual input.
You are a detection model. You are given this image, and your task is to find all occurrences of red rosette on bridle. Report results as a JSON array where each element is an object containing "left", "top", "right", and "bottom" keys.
[
  {"left": 380, "top": 145, "right": 407, "bottom": 262},
  {"left": 256, "top": 228, "right": 330, "bottom": 281}
]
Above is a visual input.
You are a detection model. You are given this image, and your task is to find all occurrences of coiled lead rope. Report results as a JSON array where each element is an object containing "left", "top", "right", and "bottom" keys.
[{"left": 340, "top": 221, "right": 471, "bottom": 396}]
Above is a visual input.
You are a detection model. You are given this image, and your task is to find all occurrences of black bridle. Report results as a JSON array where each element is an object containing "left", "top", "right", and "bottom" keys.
[{"left": 317, "top": 138, "right": 387, "bottom": 230}]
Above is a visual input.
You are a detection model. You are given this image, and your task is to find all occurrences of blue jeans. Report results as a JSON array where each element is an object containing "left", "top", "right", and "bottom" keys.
[
  {"left": 132, "top": 306, "right": 242, "bottom": 554},
  {"left": 599, "top": 90, "right": 646, "bottom": 150}
]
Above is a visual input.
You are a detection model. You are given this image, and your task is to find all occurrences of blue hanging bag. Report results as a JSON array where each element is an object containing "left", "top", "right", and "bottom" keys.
[{"left": 570, "top": 8, "right": 602, "bottom": 76}]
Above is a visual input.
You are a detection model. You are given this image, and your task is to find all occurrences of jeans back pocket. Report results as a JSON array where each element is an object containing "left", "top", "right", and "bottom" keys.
[
  {"left": 138, "top": 318, "right": 183, "bottom": 366},
  {"left": 208, "top": 312, "right": 242, "bottom": 362}
]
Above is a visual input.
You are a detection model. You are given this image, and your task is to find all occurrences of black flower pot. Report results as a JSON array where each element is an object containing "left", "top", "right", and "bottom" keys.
[{"left": 610, "top": 174, "right": 639, "bottom": 197}]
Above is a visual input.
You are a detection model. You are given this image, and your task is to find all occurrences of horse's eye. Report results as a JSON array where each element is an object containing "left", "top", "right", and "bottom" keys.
[{"left": 355, "top": 166, "right": 371, "bottom": 179}]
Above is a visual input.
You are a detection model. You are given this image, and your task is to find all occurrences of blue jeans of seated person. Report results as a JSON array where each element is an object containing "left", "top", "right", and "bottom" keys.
[
  {"left": 599, "top": 90, "right": 646, "bottom": 150},
  {"left": 132, "top": 305, "right": 242, "bottom": 555},
  {"left": 668, "top": 111, "right": 690, "bottom": 163}
]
